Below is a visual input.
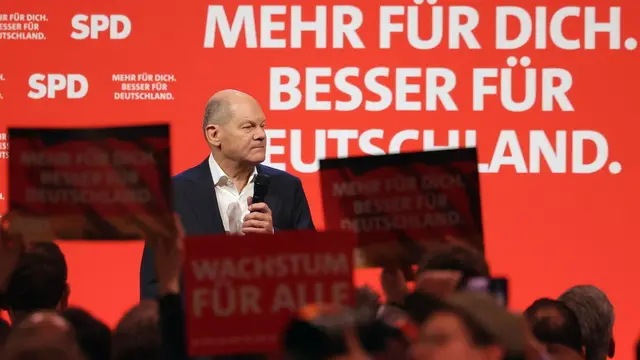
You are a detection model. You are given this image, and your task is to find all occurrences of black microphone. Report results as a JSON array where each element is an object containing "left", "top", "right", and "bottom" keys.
[{"left": 252, "top": 174, "right": 270, "bottom": 207}]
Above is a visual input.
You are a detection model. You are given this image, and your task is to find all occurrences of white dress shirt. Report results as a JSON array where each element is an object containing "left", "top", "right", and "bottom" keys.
[{"left": 208, "top": 154, "right": 257, "bottom": 234}]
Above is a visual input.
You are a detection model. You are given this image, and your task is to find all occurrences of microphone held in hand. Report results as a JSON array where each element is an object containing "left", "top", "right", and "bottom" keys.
[{"left": 252, "top": 174, "right": 270, "bottom": 206}]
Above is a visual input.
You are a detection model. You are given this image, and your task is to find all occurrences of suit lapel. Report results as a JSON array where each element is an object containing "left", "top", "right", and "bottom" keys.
[
  {"left": 256, "top": 165, "right": 281, "bottom": 221},
  {"left": 187, "top": 159, "right": 225, "bottom": 234}
]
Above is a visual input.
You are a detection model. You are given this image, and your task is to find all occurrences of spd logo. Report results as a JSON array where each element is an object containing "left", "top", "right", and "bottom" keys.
[
  {"left": 70, "top": 14, "right": 131, "bottom": 40},
  {"left": 27, "top": 74, "right": 89, "bottom": 99}
]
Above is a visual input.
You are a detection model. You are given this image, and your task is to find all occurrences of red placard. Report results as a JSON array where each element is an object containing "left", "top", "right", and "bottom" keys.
[
  {"left": 182, "top": 230, "right": 356, "bottom": 357},
  {"left": 8, "top": 125, "right": 172, "bottom": 240},
  {"left": 320, "top": 148, "right": 482, "bottom": 269}
]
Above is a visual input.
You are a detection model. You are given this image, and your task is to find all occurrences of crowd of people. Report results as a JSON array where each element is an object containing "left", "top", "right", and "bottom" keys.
[{"left": 0, "top": 215, "right": 634, "bottom": 360}]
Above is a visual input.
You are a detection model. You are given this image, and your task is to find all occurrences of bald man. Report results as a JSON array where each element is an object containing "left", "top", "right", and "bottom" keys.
[
  {"left": 2, "top": 311, "right": 85, "bottom": 360},
  {"left": 140, "top": 90, "right": 315, "bottom": 299}
]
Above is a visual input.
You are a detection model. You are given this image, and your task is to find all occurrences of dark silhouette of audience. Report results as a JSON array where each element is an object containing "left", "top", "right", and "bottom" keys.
[
  {"left": 4, "top": 242, "right": 69, "bottom": 325},
  {"left": 0, "top": 220, "right": 632, "bottom": 360},
  {"left": 62, "top": 308, "right": 112, "bottom": 360}
]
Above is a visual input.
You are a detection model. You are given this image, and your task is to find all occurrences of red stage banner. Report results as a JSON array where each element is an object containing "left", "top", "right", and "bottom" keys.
[
  {"left": 182, "top": 230, "right": 356, "bottom": 357},
  {"left": 1, "top": 1, "right": 639, "bottom": 358},
  {"left": 321, "top": 148, "right": 482, "bottom": 269},
  {"left": 8, "top": 125, "right": 172, "bottom": 240}
]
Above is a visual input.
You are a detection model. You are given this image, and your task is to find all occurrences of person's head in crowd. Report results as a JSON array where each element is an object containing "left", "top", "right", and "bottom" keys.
[
  {"left": 524, "top": 298, "right": 585, "bottom": 359},
  {"left": 1, "top": 310, "right": 85, "bottom": 360},
  {"left": 62, "top": 308, "right": 112, "bottom": 360},
  {"left": 112, "top": 300, "right": 161, "bottom": 360},
  {"left": 415, "top": 241, "right": 490, "bottom": 298},
  {"left": 417, "top": 241, "right": 490, "bottom": 279},
  {"left": 400, "top": 291, "right": 442, "bottom": 326},
  {"left": 0, "top": 317, "right": 10, "bottom": 350},
  {"left": 412, "top": 292, "right": 524, "bottom": 360},
  {"left": 5, "top": 242, "right": 70, "bottom": 325},
  {"left": 558, "top": 285, "right": 615, "bottom": 360},
  {"left": 203, "top": 89, "right": 267, "bottom": 169},
  {"left": 283, "top": 303, "right": 411, "bottom": 360},
  {"left": 358, "top": 320, "right": 411, "bottom": 360}
]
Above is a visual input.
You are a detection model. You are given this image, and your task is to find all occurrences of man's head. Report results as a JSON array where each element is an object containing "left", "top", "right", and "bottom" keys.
[
  {"left": 1, "top": 311, "right": 85, "bottom": 360},
  {"left": 558, "top": 285, "right": 615, "bottom": 360},
  {"left": 412, "top": 292, "right": 523, "bottom": 360},
  {"left": 112, "top": 300, "right": 161, "bottom": 360},
  {"left": 415, "top": 241, "right": 490, "bottom": 298},
  {"left": 4, "top": 242, "right": 69, "bottom": 324},
  {"left": 203, "top": 89, "right": 267, "bottom": 166},
  {"left": 417, "top": 241, "right": 490, "bottom": 280},
  {"left": 524, "top": 298, "right": 584, "bottom": 357}
]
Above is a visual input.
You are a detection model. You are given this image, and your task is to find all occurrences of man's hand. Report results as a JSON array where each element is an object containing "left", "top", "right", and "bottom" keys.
[
  {"left": 243, "top": 197, "right": 274, "bottom": 234},
  {"left": 149, "top": 214, "right": 185, "bottom": 295},
  {"left": 355, "top": 286, "right": 380, "bottom": 320},
  {"left": 381, "top": 267, "right": 409, "bottom": 304},
  {"left": 0, "top": 213, "right": 25, "bottom": 291}
]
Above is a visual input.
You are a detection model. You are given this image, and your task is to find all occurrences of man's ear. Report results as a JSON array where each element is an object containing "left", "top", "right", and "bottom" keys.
[
  {"left": 608, "top": 337, "right": 615, "bottom": 358},
  {"left": 58, "top": 283, "right": 70, "bottom": 312},
  {"left": 205, "top": 124, "right": 221, "bottom": 147}
]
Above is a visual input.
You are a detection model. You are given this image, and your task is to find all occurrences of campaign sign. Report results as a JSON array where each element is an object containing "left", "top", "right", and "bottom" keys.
[
  {"left": 183, "top": 230, "right": 356, "bottom": 356},
  {"left": 8, "top": 125, "right": 172, "bottom": 240},
  {"left": 320, "top": 148, "right": 483, "bottom": 270}
]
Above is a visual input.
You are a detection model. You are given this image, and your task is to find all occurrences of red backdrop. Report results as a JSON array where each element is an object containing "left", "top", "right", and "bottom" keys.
[{"left": 1, "top": 0, "right": 638, "bottom": 358}]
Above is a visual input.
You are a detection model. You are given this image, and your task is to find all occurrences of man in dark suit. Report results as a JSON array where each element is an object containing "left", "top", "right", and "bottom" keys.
[{"left": 140, "top": 89, "right": 315, "bottom": 299}]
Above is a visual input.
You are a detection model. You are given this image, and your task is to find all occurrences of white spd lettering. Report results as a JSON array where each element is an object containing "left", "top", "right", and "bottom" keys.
[
  {"left": 70, "top": 14, "right": 132, "bottom": 40},
  {"left": 27, "top": 74, "right": 89, "bottom": 99}
]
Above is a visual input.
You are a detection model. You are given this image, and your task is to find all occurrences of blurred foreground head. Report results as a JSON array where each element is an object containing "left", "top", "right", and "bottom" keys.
[
  {"left": 283, "top": 303, "right": 410, "bottom": 360},
  {"left": 559, "top": 285, "right": 615, "bottom": 360},
  {"left": 4, "top": 242, "right": 69, "bottom": 324},
  {"left": 112, "top": 300, "right": 160, "bottom": 360},
  {"left": 524, "top": 298, "right": 584, "bottom": 358},
  {"left": 414, "top": 241, "right": 490, "bottom": 298},
  {"left": 413, "top": 292, "right": 523, "bottom": 360},
  {"left": 62, "top": 308, "right": 112, "bottom": 360},
  {"left": 1, "top": 311, "right": 85, "bottom": 360},
  {"left": 418, "top": 241, "right": 489, "bottom": 278}
]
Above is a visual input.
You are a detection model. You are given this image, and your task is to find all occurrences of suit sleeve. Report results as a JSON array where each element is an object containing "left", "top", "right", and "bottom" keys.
[{"left": 291, "top": 177, "right": 315, "bottom": 230}]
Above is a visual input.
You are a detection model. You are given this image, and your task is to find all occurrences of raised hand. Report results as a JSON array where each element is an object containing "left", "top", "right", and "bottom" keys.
[{"left": 150, "top": 214, "right": 185, "bottom": 295}]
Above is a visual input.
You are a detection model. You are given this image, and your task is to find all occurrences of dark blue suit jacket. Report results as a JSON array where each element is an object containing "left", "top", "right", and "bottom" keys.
[{"left": 139, "top": 158, "right": 315, "bottom": 300}]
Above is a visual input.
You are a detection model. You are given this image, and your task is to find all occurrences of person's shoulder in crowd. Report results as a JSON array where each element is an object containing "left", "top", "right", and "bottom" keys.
[{"left": 61, "top": 308, "right": 111, "bottom": 360}]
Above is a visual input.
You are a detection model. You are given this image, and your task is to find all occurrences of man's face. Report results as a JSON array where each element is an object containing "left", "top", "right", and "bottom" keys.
[
  {"left": 214, "top": 99, "right": 267, "bottom": 165},
  {"left": 412, "top": 312, "right": 497, "bottom": 360}
]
